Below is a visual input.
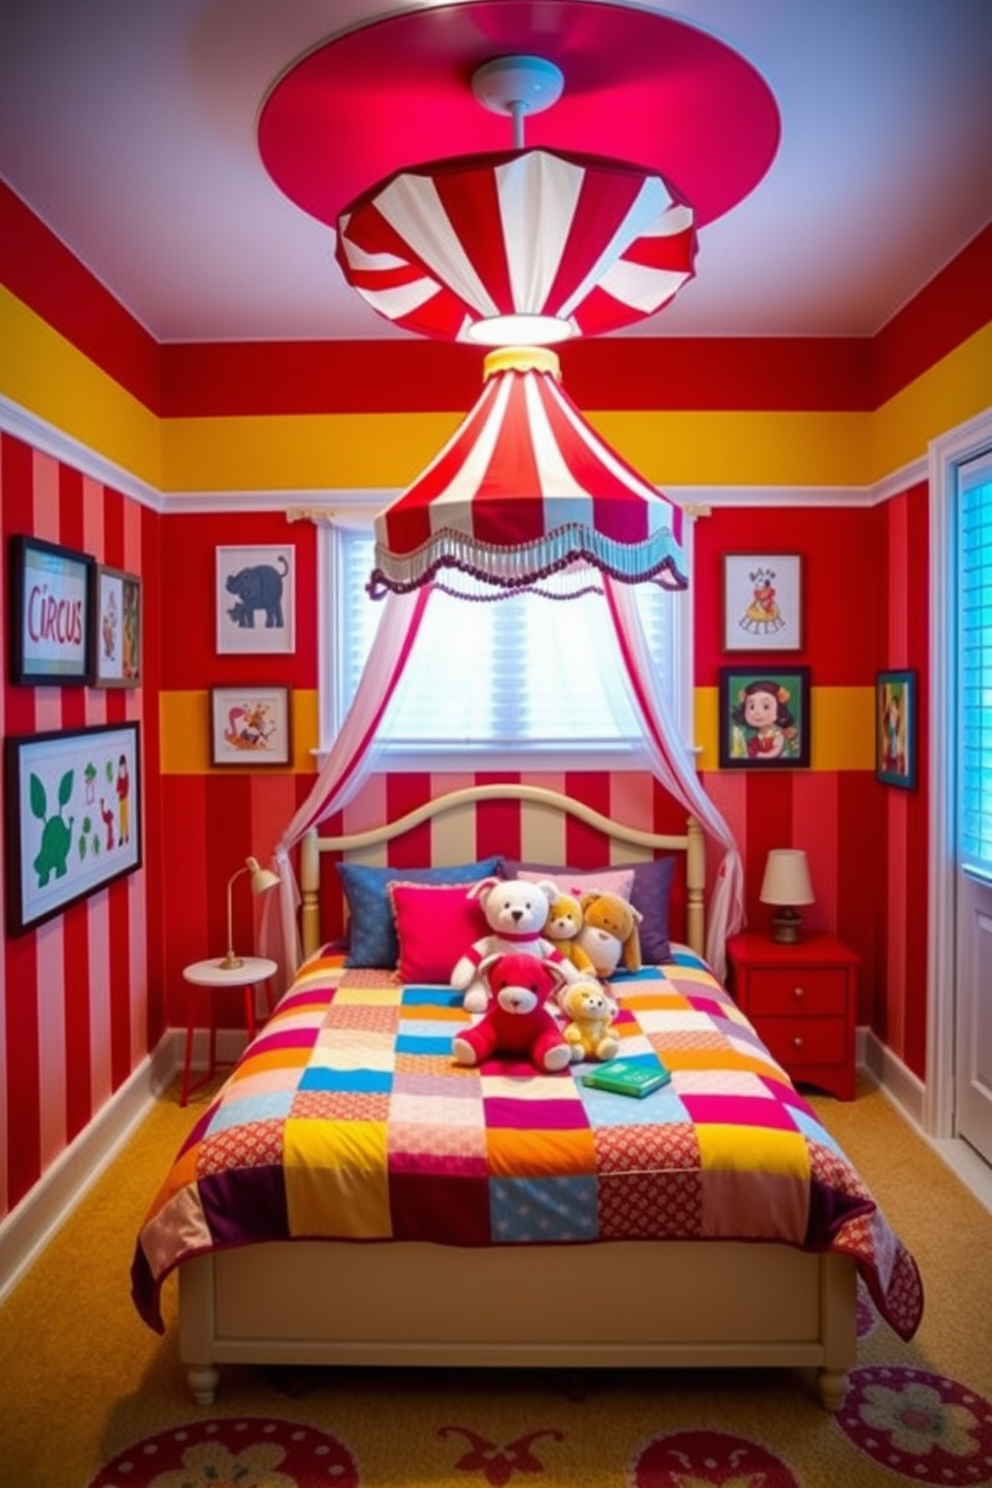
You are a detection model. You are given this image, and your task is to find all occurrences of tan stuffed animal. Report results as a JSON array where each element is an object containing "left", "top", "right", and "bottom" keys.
[
  {"left": 559, "top": 979, "right": 620, "bottom": 1062},
  {"left": 576, "top": 890, "right": 643, "bottom": 978},
  {"left": 543, "top": 891, "right": 598, "bottom": 977}
]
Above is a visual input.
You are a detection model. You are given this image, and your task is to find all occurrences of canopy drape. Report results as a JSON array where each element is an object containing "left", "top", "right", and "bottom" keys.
[{"left": 262, "top": 563, "right": 742, "bottom": 985}]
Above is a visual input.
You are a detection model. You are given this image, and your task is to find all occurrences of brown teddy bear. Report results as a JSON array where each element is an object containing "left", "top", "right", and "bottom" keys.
[
  {"left": 576, "top": 890, "right": 643, "bottom": 978},
  {"left": 543, "top": 890, "right": 598, "bottom": 977}
]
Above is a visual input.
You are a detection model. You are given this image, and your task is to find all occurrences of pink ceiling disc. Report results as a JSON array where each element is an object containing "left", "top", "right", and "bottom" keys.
[{"left": 258, "top": 0, "right": 780, "bottom": 233}]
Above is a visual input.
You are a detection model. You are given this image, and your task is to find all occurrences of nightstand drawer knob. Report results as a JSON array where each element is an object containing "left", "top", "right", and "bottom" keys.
[
  {"left": 793, "top": 1036, "right": 804, "bottom": 1049},
  {"left": 793, "top": 985, "right": 805, "bottom": 999}
]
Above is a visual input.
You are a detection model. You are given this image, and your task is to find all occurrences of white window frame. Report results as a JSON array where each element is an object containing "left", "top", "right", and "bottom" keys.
[{"left": 318, "top": 502, "right": 694, "bottom": 773}]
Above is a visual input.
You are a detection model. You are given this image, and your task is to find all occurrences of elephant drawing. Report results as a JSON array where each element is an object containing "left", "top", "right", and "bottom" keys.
[{"left": 226, "top": 554, "right": 288, "bottom": 629}]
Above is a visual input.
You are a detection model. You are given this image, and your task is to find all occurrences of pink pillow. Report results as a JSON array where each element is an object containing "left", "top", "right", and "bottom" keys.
[
  {"left": 515, "top": 866, "right": 635, "bottom": 902},
  {"left": 388, "top": 881, "right": 489, "bottom": 984}
]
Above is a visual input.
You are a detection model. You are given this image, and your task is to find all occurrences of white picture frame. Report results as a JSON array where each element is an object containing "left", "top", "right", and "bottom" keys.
[
  {"left": 216, "top": 545, "right": 295, "bottom": 655},
  {"left": 722, "top": 553, "right": 802, "bottom": 652},
  {"left": 210, "top": 685, "right": 292, "bottom": 767}
]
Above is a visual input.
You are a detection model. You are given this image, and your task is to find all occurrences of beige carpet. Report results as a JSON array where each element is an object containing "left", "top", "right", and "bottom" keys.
[{"left": 2, "top": 1074, "right": 991, "bottom": 1488}]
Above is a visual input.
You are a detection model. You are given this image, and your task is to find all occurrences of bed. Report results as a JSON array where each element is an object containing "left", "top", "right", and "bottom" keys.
[{"left": 132, "top": 784, "right": 922, "bottom": 1411}]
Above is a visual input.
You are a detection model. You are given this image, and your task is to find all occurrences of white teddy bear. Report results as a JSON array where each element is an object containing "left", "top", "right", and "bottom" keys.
[{"left": 451, "top": 876, "right": 581, "bottom": 1013}]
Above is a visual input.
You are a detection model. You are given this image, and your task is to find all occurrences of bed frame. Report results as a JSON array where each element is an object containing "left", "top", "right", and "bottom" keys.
[{"left": 178, "top": 785, "right": 857, "bottom": 1410}]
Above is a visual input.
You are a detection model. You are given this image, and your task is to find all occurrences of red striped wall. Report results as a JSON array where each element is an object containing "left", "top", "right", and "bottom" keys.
[{"left": 0, "top": 430, "right": 162, "bottom": 1214}]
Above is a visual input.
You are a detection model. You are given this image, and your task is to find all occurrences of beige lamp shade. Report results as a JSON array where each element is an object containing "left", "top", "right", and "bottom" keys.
[
  {"left": 222, "top": 855, "right": 280, "bottom": 970},
  {"left": 759, "top": 849, "right": 814, "bottom": 943}
]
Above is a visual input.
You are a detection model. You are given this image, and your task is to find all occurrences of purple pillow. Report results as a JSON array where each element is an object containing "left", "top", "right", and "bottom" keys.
[{"left": 497, "top": 855, "right": 676, "bottom": 965}]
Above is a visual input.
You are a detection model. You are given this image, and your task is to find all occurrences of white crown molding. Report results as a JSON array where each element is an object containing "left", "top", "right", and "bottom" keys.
[
  {"left": 0, "top": 395, "right": 164, "bottom": 512},
  {"left": 0, "top": 396, "right": 930, "bottom": 514}
]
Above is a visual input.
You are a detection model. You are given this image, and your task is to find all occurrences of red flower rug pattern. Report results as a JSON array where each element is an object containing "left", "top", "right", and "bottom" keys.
[
  {"left": 87, "top": 1418, "right": 358, "bottom": 1488},
  {"left": 835, "top": 1366, "right": 992, "bottom": 1484}
]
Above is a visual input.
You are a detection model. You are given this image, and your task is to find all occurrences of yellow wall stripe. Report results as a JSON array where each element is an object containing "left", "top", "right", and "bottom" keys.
[
  {"left": 695, "top": 685, "right": 875, "bottom": 772},
  {"left": 163, "top": 686, "right": 873, "bottom": 775},
  {"left": 160, "top": 689, "right": 319, "bottom": 774},
  {"left": 3, "top": 283, "right": 989, "bottom": 495},
  {"left": 0, "top": 289, "right": 161, "bottom": 484},
  {"left": 870, "top": 324, "right": 992, "bottom": 482}
]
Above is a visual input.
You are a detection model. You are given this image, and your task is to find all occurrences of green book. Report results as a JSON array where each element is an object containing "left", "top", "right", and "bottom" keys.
[{"left": 581, "top": 1059, "right": 672, "bottom": 1098}]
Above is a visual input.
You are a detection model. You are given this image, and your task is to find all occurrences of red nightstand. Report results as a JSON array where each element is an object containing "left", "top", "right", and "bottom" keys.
[{"left": 725, "top": 931, "right": 859, "bottom": 1100}]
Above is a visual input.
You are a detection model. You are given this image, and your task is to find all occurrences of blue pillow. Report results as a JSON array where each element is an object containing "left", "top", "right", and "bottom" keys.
[{"left": 336, "top": 857, "right": 501, "bottom": 968}]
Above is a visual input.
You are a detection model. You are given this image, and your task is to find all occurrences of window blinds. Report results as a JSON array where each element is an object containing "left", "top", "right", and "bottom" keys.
[{"left": 959, "top": 451, "right": 992, "bottom": 878}]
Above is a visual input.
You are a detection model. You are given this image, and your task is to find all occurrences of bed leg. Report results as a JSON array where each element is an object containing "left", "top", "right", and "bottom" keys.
[
  {"left": 187, "top": 1364, "right": 219, "bottom": 1406},
  {"left": 817, "top": 1367, "right": 849, "bottom": 1412}
]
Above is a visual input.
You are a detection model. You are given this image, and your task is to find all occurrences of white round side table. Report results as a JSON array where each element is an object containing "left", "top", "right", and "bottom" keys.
[{"left": 180, "top": 955, "right": 278, "bottom": 1106}]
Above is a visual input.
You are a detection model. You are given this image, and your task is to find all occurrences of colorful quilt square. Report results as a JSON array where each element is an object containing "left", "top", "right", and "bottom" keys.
[
  {"left": 290, "top": 1089, "right": 390, "bottom": 1122},
  {"left": 490, "top": 1174, "right": 598, "bottom": 1242},
  {"left": 298, "top": 1067, "right": 393, "bottom": 1094},
  {"left": 483, "top": 1094, "right": 590, "bottom": 1131},
  {"left": 205, "top": 1090, "right": 295, "bottom": 1131},
  {"left": 599, "top": 1167, "right": 703, "bottom": 1238},
  {"left": 486, "top": 1125, "right": 597, "bottom": 1178},
  {"left": 700, "top": 1166, "right": 808, "bottom": 1242},
  {"left": 284, "top": 1117, "right": 391, "bottom": 1237},
  {"left": 388, "top": 1170, "right": 490, "bottom": 1243},
  {"left": 387, "top": 1120, "right": 488, "bottom": 1166}
]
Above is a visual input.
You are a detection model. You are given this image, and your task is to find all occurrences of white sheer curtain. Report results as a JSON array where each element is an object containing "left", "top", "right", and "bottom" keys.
[
  {"left": 260, "top": 585, "right": 432, "bottom": 983},
  {"left": 603, "top": 576, "right": 744, "bottom": 978}
]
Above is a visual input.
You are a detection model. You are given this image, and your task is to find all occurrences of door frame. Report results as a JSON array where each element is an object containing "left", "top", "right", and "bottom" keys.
[{"left": 926, "top": 404, "right": 992, "bottom": 1141}]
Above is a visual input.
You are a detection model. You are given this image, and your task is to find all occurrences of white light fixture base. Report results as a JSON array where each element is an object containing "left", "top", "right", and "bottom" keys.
[{"left": 471, "top": 55, "right": 564, "bottom": 148}]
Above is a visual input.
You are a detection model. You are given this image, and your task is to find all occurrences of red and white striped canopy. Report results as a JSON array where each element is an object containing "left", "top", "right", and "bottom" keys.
[
  {"left": 337, "top": 148, "right": 696, "bottom": 345},
  {"left": 368, "top": 347, "right": 688, "bottom": 600}
]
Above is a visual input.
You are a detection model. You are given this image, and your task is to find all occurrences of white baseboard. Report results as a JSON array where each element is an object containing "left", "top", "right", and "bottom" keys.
[
  {"left": 0, "top": 1028, "right": 256, "bottom": 1303},
  {"left": 0, "top": 1032, "right": 178, "bottom": 1305},
  {"left": 860, "top": 1026, "right": 992, "bottom": 1218}
]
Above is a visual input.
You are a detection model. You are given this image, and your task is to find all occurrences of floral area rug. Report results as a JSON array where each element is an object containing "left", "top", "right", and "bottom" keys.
[{"left": 86, "top": 1299, "right": 992, "bottom": 1488}]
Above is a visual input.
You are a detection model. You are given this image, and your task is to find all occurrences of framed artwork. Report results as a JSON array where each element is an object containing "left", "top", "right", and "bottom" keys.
[
  {"left": 8, "top": 534, "right": 94, "bottom": 685},
  {"left": 723, "top": 554, "right": 802, "bottom": 652},
  {"left": 4, "top": 722, "right": 142, "bottom": 934},
  {"left": 210, "top": 684, "right": 292, "bottom": 766},
  {"left": 876, "top": 669, "right": 917, "bottom": 789},
  {"left": 216, "top": 544, "right": 295, "bottom": 655},
  {"left": 91, "top": 565, "right": 141, "bottom": 687},
  {"left": 719, "top": 666, "right": 812, "bottom": 768}
]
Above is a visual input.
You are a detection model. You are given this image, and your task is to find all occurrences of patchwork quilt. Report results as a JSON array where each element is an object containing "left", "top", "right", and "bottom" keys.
[{"left": 132, "top": 948, "right": 923, "bottom": 1339}]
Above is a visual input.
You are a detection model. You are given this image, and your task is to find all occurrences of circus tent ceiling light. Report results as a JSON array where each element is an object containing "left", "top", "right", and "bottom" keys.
[
  {"left": 334, "top": 55, "right": 697, "bottom": 345},
  {"left": 367, "top": 346, "right": 687, "bottom": 600},
  {"left": 258, "top": 1, "right": 781, "bottom": 338}
]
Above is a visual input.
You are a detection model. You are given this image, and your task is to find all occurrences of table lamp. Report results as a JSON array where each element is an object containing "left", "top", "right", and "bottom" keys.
[
  {"left": 760, "top": 849, "right": 814, "bottom": 944},
  {"left": 222, "top": 855, "right": 280, "bottom": 969}
]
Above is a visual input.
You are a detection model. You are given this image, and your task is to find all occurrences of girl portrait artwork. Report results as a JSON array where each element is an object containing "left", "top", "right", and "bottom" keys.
[
  {"left": 876, "top": 671, "right": 915, "bottom": 787},
  {"left": 720, "top": 667, "right": 811, "bottom": 769}
]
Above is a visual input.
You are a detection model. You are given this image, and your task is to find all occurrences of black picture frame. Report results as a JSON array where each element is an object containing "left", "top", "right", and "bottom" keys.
[
  {"left": 8, "top": 534, "right": 94, "bottom": 685},
  {"left": 718, "top": 666, "right": 812, "bottom": 768},
  {"left": 876, "top": 669, "right": 917, "bottom": 789},
  {"left": 90, "top": 564, "right": 142, "bottom": 687},
  {"left": 4, "top": 722, "right": 142, "bottom": 934}
]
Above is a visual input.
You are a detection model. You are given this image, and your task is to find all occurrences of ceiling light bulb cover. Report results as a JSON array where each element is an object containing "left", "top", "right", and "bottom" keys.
[
  {"left": 336, "top": 147, "right": 696, "bottom": 343},
  {"left": 368, "top": 346, "right": 688, "bottom": 600}
]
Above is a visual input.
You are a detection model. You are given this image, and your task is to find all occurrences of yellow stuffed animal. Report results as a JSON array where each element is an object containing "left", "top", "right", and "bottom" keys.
[
  {"left": 576, "top": 890, "right": 643, "bottom": 978},
  {"left": 543, "top": 890, "right": 598, "bottom": 976},
  {"left": 559, "top": 979, "right": 620, "bottom": 1062}
]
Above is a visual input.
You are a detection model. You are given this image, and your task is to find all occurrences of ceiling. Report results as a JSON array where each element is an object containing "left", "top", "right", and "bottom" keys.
[{"left": 2, "top": 0, "right": 991, "bottom": 346}]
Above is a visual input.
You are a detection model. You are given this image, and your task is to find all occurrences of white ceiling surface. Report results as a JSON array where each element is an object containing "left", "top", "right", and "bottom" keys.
[{"left": 1, "top": 0, "right": 991, "bottom": 345}]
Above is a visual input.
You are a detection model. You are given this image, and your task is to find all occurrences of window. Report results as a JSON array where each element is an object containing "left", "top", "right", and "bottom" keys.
[
  {"left": 319, "top": 517, "right": 693, "bottom": 770},
  {"left": 959, "top": 451, "right": 992, "bottom": 879}
]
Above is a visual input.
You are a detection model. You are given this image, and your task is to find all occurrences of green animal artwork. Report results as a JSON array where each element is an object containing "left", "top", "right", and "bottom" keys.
[{"left": 30, "top": 768, "right": 75, "bottom": 886}]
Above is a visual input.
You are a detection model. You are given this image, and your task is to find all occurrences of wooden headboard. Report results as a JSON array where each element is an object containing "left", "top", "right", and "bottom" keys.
[{"left": 299, "top": 783, "right": 706, "bottom": 962}]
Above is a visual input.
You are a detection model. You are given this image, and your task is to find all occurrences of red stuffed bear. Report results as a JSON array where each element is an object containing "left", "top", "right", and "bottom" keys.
[{"left": 451, "top": 952, "right": 571, "bottom": 1073}]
